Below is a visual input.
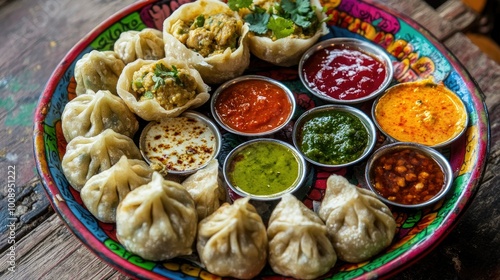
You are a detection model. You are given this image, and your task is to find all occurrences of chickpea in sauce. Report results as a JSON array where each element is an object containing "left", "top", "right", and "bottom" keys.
[{"left": 370, "top": 148, "right": 445, "bottom": 205}]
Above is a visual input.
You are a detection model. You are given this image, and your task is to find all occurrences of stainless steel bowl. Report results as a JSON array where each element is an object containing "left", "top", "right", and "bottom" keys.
[
  {"left": 371, "top": 80, "right": 469, "bottom": 149},
  {"left": 223, "top": 138, "right": 308, "bottom": 202},
  {"left": 364, "top": 142, "right": 454, "bottom": 209},
  {"left": 292, "top": 104, "right": 377, "bottom": 169},
  {"left": 298, "top": 37, "right": 394, "bottom": 104},
  {"left": 139, "top": 111, "right": 222, "bottom": 176},
  {"left": 210, "top": 75, "right": 296, "bottom": 137}
]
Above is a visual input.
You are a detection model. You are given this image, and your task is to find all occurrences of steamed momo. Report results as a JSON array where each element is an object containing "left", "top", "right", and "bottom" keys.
[
  {"left": 61, "top": 129, "right": 142, "bottom": 191},
  {"left": 74, "top": 50, "right": 125, "bottom": 95},
  {"left": 116, "top": 58, "right": 210, "bottom": 121},
  {"left": 181, "top": 159, "right": 226, "bottom": 220},
  {"left": 234, "top": 0, "right": 329, "bottom": 66},
  {"left": 80, "top": 156, "right": 154, "bottom": 223},
  {"left": 163, "top": 0, "right": 250, "bottom": 84},
  {"left": 197, "top": 197, "right": 267, "bottom": 279},
  {"left": 268, "top": 194, "right": 337, "bottom": 279},
  {"left": 116, "top": 172, "right": 197, "bottom": 261},
  {"left": 114, "top": 28, "right": 165, "bottom": 64},
  {"left": 318, "top": 174, "right": 396, "bottom": 263},
  {"left": 61, "top": 89, "right": 139, "bottom": 142}
]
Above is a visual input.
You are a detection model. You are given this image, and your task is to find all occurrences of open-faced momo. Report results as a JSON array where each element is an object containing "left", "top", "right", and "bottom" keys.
[
  {"left": 116, "top": 57, "right": 210, "bottom": 121},
  {"left": 163, "top": 0, "right": 250, "bottom": 84},
  {"left": 114, "top": 28, "right": 165, "bottom": 64},
  {"left": 230, "top": 0, "right": 329, "bottom": 66},
  {"left": 74, "top": 50, "right": 125, "bottom": 95},
  {"left": 318, "top": 174, "right": 396, "bottom": 263}
]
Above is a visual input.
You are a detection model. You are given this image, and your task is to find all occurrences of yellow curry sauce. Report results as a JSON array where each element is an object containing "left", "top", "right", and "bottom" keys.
[{"left": 374, "top": 81, "right": 467, "bottom": 146}]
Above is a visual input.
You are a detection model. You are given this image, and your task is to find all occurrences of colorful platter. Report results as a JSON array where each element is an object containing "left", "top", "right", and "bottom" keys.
[{"left": 33, "top": 0, "right": 490, "bottom": 279}]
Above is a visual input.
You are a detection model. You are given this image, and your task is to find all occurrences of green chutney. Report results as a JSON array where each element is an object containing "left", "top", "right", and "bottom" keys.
[
  {"left": 228, "top": 141, "right": 300, "bottom": 196},
  {"left": 300, "top": 111, "right": 368, "bottom": 164}
]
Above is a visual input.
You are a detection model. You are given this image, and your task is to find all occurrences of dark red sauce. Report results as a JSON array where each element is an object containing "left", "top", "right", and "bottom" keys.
[{"left": 302, "top": 45, "right": 387, "bottom": 100}]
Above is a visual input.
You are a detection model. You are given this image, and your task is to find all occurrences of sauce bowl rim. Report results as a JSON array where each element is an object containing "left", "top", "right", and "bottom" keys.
[
  {"left": 292, "top": 104, "right": 377, "bottom": 168},
  {"left": 371, "top": 80, "right": 469, "bottom": 149},
  {"left": 364, "top": 142, "right": 454, "bottom": 209},
  {"left": 298, "top": 37, "right": 394, "bottom": 104},
  {"left": 139, "top": 110, "right": 222, "bottom": 175},
  {"left": 210, "top": 74, "right": 296, "bottom": 137},
  {"left": 222, "top": 138, "right": 308, "bottom": 201}
]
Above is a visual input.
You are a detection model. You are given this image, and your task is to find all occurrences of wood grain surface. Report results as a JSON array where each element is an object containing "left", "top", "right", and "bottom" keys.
[{"left": 0, "top": 0, "right": 498, "bottom": 279}]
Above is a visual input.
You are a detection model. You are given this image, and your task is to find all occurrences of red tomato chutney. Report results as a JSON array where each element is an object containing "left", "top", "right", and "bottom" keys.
[
  {"left": 214, "top": 79, "right": 292, "bottom": 133},
  {"left": 370, "top": 148, "right": 445, "bottom": 205},
  {"left": 302, "top": 45, "right": 387, "bottom": 100}
]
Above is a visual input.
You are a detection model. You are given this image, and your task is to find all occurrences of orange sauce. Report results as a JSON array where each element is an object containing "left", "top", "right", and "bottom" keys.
[
  {"left": 374, "top": 81, "right": 467, "bottom": 146},
  {"left": 215, "top": 79, "right": 292, "bottom": 133}
]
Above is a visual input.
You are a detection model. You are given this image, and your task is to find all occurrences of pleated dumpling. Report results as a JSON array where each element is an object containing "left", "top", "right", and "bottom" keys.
[
  {"left": 80, "top": 156, "right": 154, "bottom": 223},
  {"left": 232, "top": 0, "right": 329, "bottom": 66},
  {"left": 116, "top": 58, "right": 210, "bottom": 121},
  {"left": 197, "top": 197, "right": 267, "bottom": 279},
  {"left": 181, "top": 159, "right": 227, "bottom": 221},
  {"left": 114, "top": 28, "right": 165, "bottom": 64},
  {"left": 318, "top": 174, "right": 396, "bottom": 263},
  {"left": 163, "top": 0, "right": 250, "bottom": 84},
  {"left": 74, "top": 50, "right": 125, "bottom": 95},
  {"left": 116, "top": 172, "right": 197, "bottom": 261},
  {"left": 267, "top": 193, "right": 337, "bottom": 279},
  {"left": 61, "top": 89, "right": 139, "bottom": 142},
  {"left": 61, "top": 129, "right": 142, "bottom": 191}
]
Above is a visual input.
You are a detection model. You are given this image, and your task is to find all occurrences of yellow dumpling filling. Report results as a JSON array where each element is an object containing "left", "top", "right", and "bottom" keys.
[
  {"left": 170, "top": 13, "right": 242, "bottom": 57},
  {"left": 131, "top": 62, "right": 197, "bottom": 110}
]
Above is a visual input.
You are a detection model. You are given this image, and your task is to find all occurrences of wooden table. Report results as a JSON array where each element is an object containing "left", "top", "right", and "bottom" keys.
[{"left": 0, "top": 0, "right": 498, "bottom": 279}]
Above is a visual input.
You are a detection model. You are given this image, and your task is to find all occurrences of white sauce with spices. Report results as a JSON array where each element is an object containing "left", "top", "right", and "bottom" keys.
[{"left": 142, "top": 116, "right": 217, "bottom": 172}]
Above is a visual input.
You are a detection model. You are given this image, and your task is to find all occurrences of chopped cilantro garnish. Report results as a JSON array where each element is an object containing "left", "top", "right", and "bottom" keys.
[
  {"left": 292, "top": 13, "right": 311, "bottom": 28},
  {"left": 153, "top": 63, "right": 183, "bottom": 88},
  {"left": 152, "top": 75, "right": 165, "bottom": 89},
  {"left": 294, "top": 0, "right": 312, "bottom": 14},
  {"left": 244, "top": 12, "right": 270, "bottom": 34},
  {"left": 281, "top": 0, "right": 296, "bottom": 14},
  {"left": 267, "top": 16, "right": 295, "bottom": 39},
  {"left": 282, "top": 0, "right": 314, "bottom": 28},
  {"left": 229, "top": 0, "right": 318, "bottom": 39}
]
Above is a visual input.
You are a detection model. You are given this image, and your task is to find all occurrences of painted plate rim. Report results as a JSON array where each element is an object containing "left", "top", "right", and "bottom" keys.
[{"left": 33, "top": 0, "right": 491, "bottom": 279}]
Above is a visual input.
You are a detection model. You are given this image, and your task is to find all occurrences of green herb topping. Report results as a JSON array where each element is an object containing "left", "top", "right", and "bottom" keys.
[
  {"left": 228, "top": 0, "right": 320, "bottom": 40},
  {"left": 153, "top": 63, "right": 183, "bottom": 88}
]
